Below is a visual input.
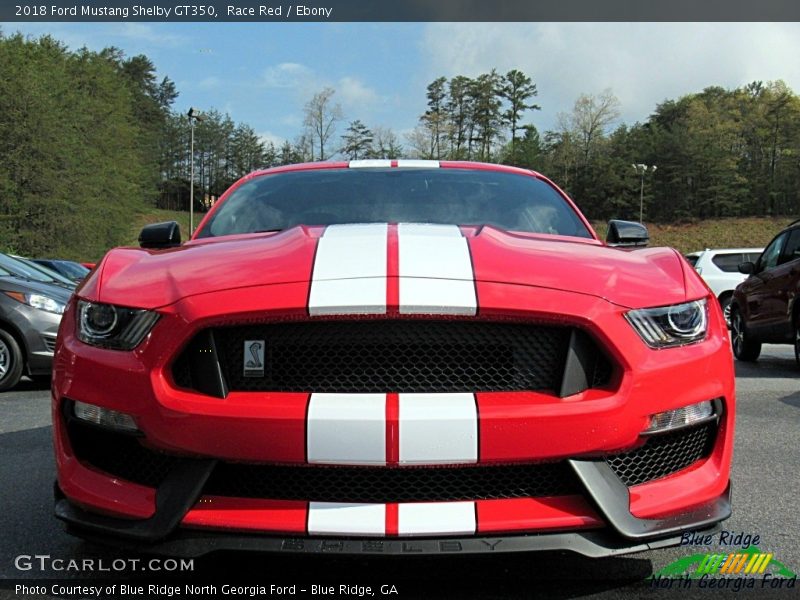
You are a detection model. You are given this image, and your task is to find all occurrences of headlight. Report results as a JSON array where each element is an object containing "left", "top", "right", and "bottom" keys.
[
  {"left": 3, "top": 291, "right": 66, "bottom": 315},
  {"left": 625, "top": 299, "right": 708, "bottom": 348},
  {"left": 76, "top": 300, "right": 159, "bottom": 350}
]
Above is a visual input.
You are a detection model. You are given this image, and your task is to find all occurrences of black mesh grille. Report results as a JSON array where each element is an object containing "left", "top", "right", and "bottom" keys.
[
  {"left": 605, "top": 422, "right": 716, "bottom": 486},
  {"left": 67, "top": 420, "right": 179, "bottom": 488},
  {"left": 175, "top": 320, "right": 613, "bottom": 394},
  {"left": 204, "top": 462, "right": 580, "bottom": 503}
]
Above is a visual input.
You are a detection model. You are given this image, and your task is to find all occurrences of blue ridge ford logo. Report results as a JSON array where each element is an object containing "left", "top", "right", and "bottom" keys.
[{"left": 243, "top": 340, "right": 265, "bottom": 377}]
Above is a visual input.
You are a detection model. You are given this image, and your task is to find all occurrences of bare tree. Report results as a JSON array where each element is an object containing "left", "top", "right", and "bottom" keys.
[
  {"left": 303, "top": 87, "right": 343, "bottom": 160},
  {"left": 369, "top": 126, "right": 403, "bottom": 159},
  {"left": 559, "top": 89, "right": 621, "bottom": 165}
]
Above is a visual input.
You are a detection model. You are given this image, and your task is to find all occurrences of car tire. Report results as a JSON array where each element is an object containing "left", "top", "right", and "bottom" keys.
[
  {"left": 794, "top": 322, "right": 800, "bottom": 368},
  {"left": 719, "top": 293, "right": 733, "bottom": 328},
  {"left": 0, "top": 329, "right": 24, "bottom": 391},
  {"left": 731, "top": 309, "right": 761, "bottom": 362}
]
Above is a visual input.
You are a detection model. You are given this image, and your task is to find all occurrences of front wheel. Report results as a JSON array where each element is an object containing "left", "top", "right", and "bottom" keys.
[
  {"left": 794, "top": 323, "right": 800, "bottom": 367},
  {"left": 0, "top": 329, "right": 24, "bottom": 391},
  {"left": 731, "top": 309, "right": 761, "bottom": 362},
  {"left": 719, "top": 294, "right": 733, "bottom": 328}
]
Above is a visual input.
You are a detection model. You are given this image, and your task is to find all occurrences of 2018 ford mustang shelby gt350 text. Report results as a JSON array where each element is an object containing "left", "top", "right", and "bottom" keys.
[{"left": 52, "top": 161, "right": 734, "bottom": 557}]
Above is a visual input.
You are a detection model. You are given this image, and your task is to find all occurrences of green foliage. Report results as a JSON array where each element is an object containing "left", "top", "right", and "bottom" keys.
[{"left": 0, "top": 33, "right": 147, "bottom": 260}]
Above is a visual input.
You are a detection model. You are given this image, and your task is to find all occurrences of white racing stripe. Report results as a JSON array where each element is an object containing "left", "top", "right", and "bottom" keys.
[
  {"left": 398, "top": 393, "right": 478, "bottom": 465},
  {"left": 398, "top": 502, "right": 477, "bottom": 536},
  {"left": 308, "top": 223, "right": 388, "bottom": 315},
  {"left": 307, "top": 393, "right": 386, "bottom": 465},
  {"left": 308, "top": 503, "right": 386, "bottom": 536},
  {"left": 398, "top": 223, "right": 477, "bottom": 315}
]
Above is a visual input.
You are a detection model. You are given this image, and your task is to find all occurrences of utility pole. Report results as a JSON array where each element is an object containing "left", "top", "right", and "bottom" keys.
[
  {"left": 632, "top": 163, "right": 657, "bottom": 223},
  {"left": 188, "top": 107, "right": 204, "bottom": 235}
]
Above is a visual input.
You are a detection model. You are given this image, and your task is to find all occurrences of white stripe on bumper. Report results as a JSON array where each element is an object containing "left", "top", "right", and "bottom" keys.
[
  {"left": 307, "top": 393, "right": 386, "bottom": 465},
  {"left": 308, "top": 502, "right": 386, "bottom": 536},
  {"left": 398, "top": 501, "right": 477, "bottom": 536},
  {"left": 399, "top": 393, "right": 478, "bottom": 465}
]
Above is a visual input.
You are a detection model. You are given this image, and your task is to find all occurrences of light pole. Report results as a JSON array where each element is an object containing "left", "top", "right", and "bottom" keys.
[
  {"left": 632, "top": 163, "right": 657, "bottom": 223},
  {"left": 187, "top": 107, "right": 204, "bottom": 234}
]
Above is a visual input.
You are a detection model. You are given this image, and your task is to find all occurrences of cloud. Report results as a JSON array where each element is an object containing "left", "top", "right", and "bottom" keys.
[
  {"left": 258, "top": 130, "right": 287, "bottom": 148},
  {"left": 116, "top": 22, "right": 187, "bottom": 47},
  {"left": 262, "top": 62, "right": 315, "bottom": 90},
  {"left": 198, "top": 76, "right": 221, "bottom": 90},
  {"left": 419, "top": 23, "right": 800, "bottom": 131},
  {"left": 336, "top": 76, "right": 381, "bottom": 110}
]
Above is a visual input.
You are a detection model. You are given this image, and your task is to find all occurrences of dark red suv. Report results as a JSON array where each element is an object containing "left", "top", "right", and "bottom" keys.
[{"left": 731, "top": 220, "right": 800, "bottom": 363}]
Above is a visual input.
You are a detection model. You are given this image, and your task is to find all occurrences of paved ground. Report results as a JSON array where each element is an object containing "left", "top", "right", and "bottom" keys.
[{"left": 0, "top": 346, "right": 798, "bottom": 599}]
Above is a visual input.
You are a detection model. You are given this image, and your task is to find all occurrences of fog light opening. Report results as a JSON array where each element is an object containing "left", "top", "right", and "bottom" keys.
[
  {"left": 72, "top": 400, "right": 139, "bottom": 434},
  {"left": 643, "top": 400, "right": 718, "bottom": 435}
]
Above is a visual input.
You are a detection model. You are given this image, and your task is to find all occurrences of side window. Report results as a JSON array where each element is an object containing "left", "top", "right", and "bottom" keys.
[
  {"left": 759, "top": 232, "right": 789, "bottom": 271},
  {"left": 711, "top": 253, "right": 744, "bottom": 273},
  {"left": 745, "top": 252, "right": 762, "bottom": 264},
  {"left": 684, "top": 255, "right": 699, "bottom": 267},
  {"left": 780, "top": 229, "right": 800, "bottom": 265}
]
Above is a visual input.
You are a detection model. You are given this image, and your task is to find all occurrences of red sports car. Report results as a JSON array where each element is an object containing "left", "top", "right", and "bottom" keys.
[{"left": 53, "top": 161, "right": 734, "bottom": 557}]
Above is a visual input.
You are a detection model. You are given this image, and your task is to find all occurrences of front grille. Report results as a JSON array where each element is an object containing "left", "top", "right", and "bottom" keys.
[
  {"left": 204, "top": 462, "right": 579, "bottom": 503},
  {"left": 604, "top": 422, "right": 717, "bottom": 486},
  {"left": 174, "top": 320, "right": 613, "bottom": 395}
]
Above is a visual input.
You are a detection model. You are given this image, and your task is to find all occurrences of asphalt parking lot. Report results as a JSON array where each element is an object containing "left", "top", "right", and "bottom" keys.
[{"left": 0, "top": 345, "right": 798, "bottom": 599}]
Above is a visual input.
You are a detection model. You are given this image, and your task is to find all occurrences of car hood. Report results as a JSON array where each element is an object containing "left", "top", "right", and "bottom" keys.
[{"left": 81, "top": 224, "right": 693, "bottom": 310}]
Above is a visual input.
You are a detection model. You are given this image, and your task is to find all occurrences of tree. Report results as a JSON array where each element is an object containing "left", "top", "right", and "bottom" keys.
[
  {"left": 368, "top": 127, "right": 403, "bottom": 159},
  {"left": 422, "top": 77, "right": 448, "bottom": 159},
  {"left": 562, "top": 89, "right": 621, "bottom": 166},
  {"left": 303, "top": 87, "right": 343, "bottom": 161},
  {"left": 500, "top": 69, "right": 540, "bottom": 164},
  {"left": 469, "top": 70, "right": 504, "bottom": 161},
  {"left": 340, "top": 120, "right": 374, "bottom": 159}
]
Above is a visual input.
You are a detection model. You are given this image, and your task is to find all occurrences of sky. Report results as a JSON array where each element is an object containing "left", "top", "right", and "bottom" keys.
[{"left": 7, "top": 21, "right": 800, "bottom": 150}]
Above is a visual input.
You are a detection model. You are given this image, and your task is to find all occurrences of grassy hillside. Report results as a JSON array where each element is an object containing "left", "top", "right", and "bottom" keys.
[{"left": 124, "top": 210, "right": 794, "bottom": 257}]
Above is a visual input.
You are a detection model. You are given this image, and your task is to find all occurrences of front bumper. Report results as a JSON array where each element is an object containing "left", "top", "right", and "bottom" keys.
[
  {"left": 54, "top": 460, "right": 731, "bottom": 558},
  {"left": 52, "top": 282, "right": 736, "bottom": 556}
]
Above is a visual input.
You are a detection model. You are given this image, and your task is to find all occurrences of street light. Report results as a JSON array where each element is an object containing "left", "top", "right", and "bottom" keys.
[
  {"left": 632, "top": 163, "right": 657, "bottom": 224},
  {"left": 187, "top": 107, "right": 204, "bottom": 235}
]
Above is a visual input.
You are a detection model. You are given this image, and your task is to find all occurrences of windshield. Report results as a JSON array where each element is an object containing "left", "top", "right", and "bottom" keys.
[{"left": 196, "top": 168, "right": 593, "bottom": 239}]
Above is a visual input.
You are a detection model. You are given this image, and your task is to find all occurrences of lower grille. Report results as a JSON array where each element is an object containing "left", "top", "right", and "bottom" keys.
[
  {"left": 605, "top": 422, "right": 716, "bottom": 486},
  {"left": 203, "top": 462, "right": 579, "bottom": 503}
]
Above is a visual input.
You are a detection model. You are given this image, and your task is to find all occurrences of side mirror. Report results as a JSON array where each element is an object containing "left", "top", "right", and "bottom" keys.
[
  {"left": 139, "top": 221, "right": 181, "bottom": 249},
  {"left": 738, "top": 261, "right": 755, "bottom": 275},
  {"left": 606, "top": 220, "right": 649, "bottom": 247}
]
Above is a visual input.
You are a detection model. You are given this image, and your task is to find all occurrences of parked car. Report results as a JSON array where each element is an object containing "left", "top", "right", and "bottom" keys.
[
  {"left": 0, "top": 253, "right": 72, "bottom": 390},
  {"left": 31, "top": 259, "right": 90, "bottom": 283},
  {"left": 685, "top": 248, "right": 763, "bottom": 324},
  {"left": 731, "top": 220, "right": 800, "bottom": 363},
  {"left": 11, "top": 256, "right": 77, "bottom": 290},
  {"left": 53, "top": 161, "right": 733, "bottom": 559}
]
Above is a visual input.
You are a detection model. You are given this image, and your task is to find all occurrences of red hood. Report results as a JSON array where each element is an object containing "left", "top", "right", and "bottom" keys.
[{"left": 79, "top": 224, "right": 691, "bottom": 310}]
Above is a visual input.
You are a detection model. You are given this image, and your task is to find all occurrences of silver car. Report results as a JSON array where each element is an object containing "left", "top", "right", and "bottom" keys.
[{"left": 0, "top": 254, "right": 73, "bottom": 390}]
